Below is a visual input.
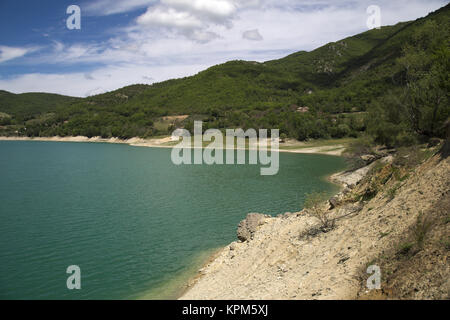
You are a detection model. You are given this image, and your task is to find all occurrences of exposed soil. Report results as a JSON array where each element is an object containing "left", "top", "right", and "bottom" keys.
[{"left": 181, "top": 150, "right": 449, "bottom": 300}]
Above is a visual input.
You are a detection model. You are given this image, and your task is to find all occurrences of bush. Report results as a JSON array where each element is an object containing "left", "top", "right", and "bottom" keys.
[
  {"left": 0, "top": 117, "right": 11, "bottom": 125},
  {"left": 398, "top": 242, "right": 414, "bottom": 255},
  {"left": 386, "top": 183, "right": 401, "bottom": 201},
  {"left": 413, "top": 212, "right": 433, "bottom": 248},
  {"left": 304, "top": 192, "right": 335, "bottom": 231},
  {"left": 394, "top": 146, "right": 428, "bottom": 168},
  {"left": 345, "top": 136, "right": 375, "bottom": 169}
]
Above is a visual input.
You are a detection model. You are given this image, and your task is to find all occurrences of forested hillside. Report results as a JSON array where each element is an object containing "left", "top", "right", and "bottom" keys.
[{"left": 0, "top": 4, "right": 448, "bottom": 145}]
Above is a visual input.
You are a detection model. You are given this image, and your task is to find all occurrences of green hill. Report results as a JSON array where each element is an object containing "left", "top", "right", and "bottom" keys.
[
  {"left": 0, "top": 4, "right": 448, "bottom": 144},
  {"left": 0, "top": 90, "right": 80, "bottom": 119}
]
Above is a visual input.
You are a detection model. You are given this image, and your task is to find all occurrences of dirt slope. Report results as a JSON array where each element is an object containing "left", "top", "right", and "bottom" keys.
[{"left": 181, "top": 151, "right": 449, "bottom": 300}]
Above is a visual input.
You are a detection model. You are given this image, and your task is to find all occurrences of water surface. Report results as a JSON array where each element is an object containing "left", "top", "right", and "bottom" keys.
[{"left": 0, "top": 141, "right": 345, "bottom": 299}]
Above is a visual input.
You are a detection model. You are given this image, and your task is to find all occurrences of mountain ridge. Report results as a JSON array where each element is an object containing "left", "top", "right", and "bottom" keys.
[{"left": 0, "top": 4, "right": 448, "bottom": 142}]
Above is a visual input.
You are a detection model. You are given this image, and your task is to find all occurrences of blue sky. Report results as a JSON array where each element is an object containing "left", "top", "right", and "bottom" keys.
[{"left": 0, "top": 0, "right": 447, "bottom": 97}]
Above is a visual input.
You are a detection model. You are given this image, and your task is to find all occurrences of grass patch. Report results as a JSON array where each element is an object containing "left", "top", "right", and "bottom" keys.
[
  {"left": 444, "top": 214, "right": 450, "bottom": 224},
  {"left": 395, "top": 212, "right": 434, "bottom": 256},
  {"left": 398, "top": 242, "right": 414, "bottom": 255},
  {"left": 386, "top": 183, "right": 401, "bottom": 201},
  {"left": 0, "top": 112, "right": 11, "bottom": 119},
  {"left": 394, "top": 146, "right": 436, "bottom": 169},
  {"left": 441, "top": 239, "right": 450, "bottom": 251},
  {"left": 413, "top": 212, "right": 433, "bottom": 248},
  {"left": 379, "top": 231, "right": 391, "bottom": 239},
  {"left": 304, "top": 191, "right": 335, "bottom": 232},
  {"left": 344, "top": 136, "right": 376, "bottom": 169},
  {"left": 279, "top": 137, "right": 356, "bottom": 150}
]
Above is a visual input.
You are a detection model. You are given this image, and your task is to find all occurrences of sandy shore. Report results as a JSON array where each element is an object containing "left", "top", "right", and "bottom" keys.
[
  {"left": 0, "top": 134, "right": 347, "bottom": 300},
  {"left": 136, "top": 247, "right": 223, "bottom": 300},
  {"left": 0, "top": 136, "right": 346, "bottom": 156},
  {"left": 179, "top": 154, "right": 449, "bottom": 299}
]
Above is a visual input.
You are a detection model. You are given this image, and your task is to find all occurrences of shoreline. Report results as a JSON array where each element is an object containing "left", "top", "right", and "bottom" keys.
[
  {"left": 0, "top": 136, "right": 347, "bottom": 156},
  {"left": 178, "top": 152, "right": 448, "bottom": 300},
  {"left": 178, "top": 168, "right": 350, "bottom": 301},
  {"left": 180, "top": 153, "right": 450, "bottom": 300},
  {"left": 1, "top": 135, "right": 349, "bottom": 300},
  {"left": 174, "top": 248, "right": 225, "bottom": 300},
  {"left": 136, "top": 247, "right": 224, "bottom": 300}
]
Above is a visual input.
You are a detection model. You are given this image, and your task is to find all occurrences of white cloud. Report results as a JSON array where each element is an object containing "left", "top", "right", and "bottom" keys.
[
  {"left": 84, "top": 73, "right": 95, "bottom": 80},
  {"left": 52, "top": 41, "right": 65, "bottom": 52},
  {"left": 162, "top": 0, "right": 237, "bottom": 21},
  {"left": 189, "top": 30, "right": 221, "bottom": 43},
  {"left": 137, "top": 7, "right": 203, "bottom": 29},
  {"left": 0, "top": 63, "right": 209, "bottom": 97},
  {"left": 85, "top": 0, "right": 240, "bottom": 18},
  {"left": 2, "top": 0, "right": 449, "bottom": 96},
  {"left": 0, "top": 46, "right": 36, "bottom": 63},
  {"left": 85, "top": 87, "right": 106, "bottom": 96},
  {"left": 84, "top": 0, "right": 156, "bottom": 16},
  {"left": 242, "top": 29, "right": 263, "bottom": 41},
  {"left": 134, "top": 0, "right": 239, "bottom": 42}
]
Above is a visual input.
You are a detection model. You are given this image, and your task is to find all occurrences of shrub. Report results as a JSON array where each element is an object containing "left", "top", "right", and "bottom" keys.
[
  {"left": 386, "top": 183, "right": 401, "bottom": 201},
  {"left": 304, "top": 192, "right": 335, "bottom": 231},
  {"left": 394, "top": 146, "right": 428, "bottom": 168},
  {"left": 345, "top": 136, "right": 375, "bottom": 170},
  {"left": 398, "top": 242, "right": 414, "bottom": 255},
  {"left": 413, "top": 212, "right": 433, "bottom": 248}
]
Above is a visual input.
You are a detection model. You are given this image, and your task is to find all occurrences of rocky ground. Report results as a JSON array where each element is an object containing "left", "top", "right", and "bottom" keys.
[{"left": 181, "top": 145, "right": 449, "bottom": 300}]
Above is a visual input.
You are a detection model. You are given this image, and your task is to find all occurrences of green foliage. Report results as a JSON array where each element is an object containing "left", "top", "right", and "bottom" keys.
[
  {"left": 304, "top": 191, "right": 328, "bottom": 210},
  {"left": 0, "top": 91, "right": 80, "bottom": 121},
  {"left": 304, "top": 191, "right": 335, "bottom": 231},
  {"left": 441, "top": 239, "right": 450, "bottom": 250},
  {"left": 398, "top": 242, "right": 414, "bottom": 255},
  {"left": 379, "top": 231, "right": 391, "bottom": 239},
  {"left": 346, "top": 136, "right": 378, "bottom": 170},
  {"left": 0, "top": 5, "right": 449, "bottom": 141},
  {"left": 393, "top": 146, "right": 430, "bottom": 168},
  {"left": 413, "top": 212, "right": 433, "bottom": 248},
  {"left": 367, "top": 16, "right": 450, "bottom": 147},
  {"left": 386, "top": 183, "right": 401, "bottom": 201}
]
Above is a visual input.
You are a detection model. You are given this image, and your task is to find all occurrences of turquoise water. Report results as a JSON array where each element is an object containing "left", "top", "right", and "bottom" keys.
[{"left": 0, "top": 141, "right": 345, "bottom": 299}]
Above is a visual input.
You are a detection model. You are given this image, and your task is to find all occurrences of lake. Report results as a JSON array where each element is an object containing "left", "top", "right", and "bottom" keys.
[{"left": 0, "top": 141, "right": 345, "bottom": 299}]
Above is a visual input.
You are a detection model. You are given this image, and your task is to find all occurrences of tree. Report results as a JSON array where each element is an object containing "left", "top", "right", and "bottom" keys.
[{"left": 368, "top": 20, "right": 450, "bottom": 147}]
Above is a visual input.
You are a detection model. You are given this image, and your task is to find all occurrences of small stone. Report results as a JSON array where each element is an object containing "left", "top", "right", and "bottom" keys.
[
  {"left": 329, "top": 197, "right": 339, "bottom": 209},
  {"left": 361, "top": 154, "right": 377, "bottom": 162},
  {"left": 236, "top": 213, "right": 269, "bottom": 242},
  {"left": 427, "top": 138, "right": 441, "bottom": 148}
]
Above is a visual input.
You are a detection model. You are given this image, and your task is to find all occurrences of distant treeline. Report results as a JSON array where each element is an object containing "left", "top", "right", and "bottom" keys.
[{"left": 0, "top": 4, "right": 448, "bottom": 148}]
